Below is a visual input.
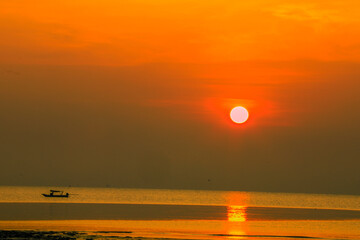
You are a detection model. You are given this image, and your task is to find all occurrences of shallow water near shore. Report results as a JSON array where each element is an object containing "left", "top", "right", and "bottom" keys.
[{"left": 0, "top": 186, "right": 360, "bottom": 239}]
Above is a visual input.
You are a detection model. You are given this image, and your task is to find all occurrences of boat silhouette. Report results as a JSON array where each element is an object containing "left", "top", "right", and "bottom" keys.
[{"left": 42, "top": 189, "right": 69, "bottom": 198}]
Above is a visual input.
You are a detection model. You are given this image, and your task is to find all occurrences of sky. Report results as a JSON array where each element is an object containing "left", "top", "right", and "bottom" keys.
[{"left": 0, "top": 0, "right": 360, "bottom": 195}]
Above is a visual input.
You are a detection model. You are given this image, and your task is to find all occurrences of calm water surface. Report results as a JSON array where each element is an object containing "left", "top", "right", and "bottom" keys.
[
  {"left": 0, "top": 186, "right": 360, "bottom": 240},
  {"left": 1, "top": 186, "right": 360, "bottom": 209}
]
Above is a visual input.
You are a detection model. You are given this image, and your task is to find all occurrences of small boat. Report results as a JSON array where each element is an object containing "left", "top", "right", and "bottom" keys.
[{"left": 42, "top": 189, "right": 69, "bottom": 198}]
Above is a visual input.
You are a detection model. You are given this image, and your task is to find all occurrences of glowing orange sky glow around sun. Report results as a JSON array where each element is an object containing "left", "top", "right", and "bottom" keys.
[{"left": 230, "top": 106, "right": 249, "bottom": 124}]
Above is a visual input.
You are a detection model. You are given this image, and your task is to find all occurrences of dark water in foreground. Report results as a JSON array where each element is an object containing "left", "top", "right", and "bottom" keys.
[
  {"left": 1, "top": 186, "right": 360, "bottom": 239},
  {"left": 1, "top": 202, "right": 360, "bottom": 221}
]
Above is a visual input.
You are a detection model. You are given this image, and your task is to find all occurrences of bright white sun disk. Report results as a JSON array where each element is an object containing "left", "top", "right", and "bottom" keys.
[{"left": 230, "top": 106, "right": 249, "bottom": 124}]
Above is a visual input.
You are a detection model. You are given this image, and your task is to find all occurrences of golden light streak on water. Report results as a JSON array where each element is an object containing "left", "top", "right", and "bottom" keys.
[{"left": 227, "top": 205, "right": 247, "bottom": 222}]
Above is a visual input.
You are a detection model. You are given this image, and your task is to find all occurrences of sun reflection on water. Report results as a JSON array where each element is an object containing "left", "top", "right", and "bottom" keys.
[{"left": 227, "top": 205, "right": 247, "bottom": 222}]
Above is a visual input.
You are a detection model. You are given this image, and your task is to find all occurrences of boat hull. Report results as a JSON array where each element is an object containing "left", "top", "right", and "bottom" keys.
[{"left": 42, "top": 194, "right": 69, "bottom": 198}]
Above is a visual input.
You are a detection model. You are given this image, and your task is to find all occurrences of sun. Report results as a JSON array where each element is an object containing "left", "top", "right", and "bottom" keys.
[{"left": 230, "top": 106, "right": 249, "bottom": 124}]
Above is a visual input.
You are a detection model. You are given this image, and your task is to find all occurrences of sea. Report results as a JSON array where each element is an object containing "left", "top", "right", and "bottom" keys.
[{"left": 0, "top": 186, "right": 360, "bottom": 240}]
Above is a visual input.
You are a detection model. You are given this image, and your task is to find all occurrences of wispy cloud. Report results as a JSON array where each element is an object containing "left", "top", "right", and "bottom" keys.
[{"left": 270, "top": 3, "right": 340, "bottom": 22}]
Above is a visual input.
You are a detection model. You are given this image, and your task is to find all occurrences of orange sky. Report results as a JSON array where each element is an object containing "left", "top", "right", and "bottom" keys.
[
  {"left": 0, "top": 0, "right": 360, "bottom": 194},
  {"left": 1, "top": 0, "right": 360, "bottom": 65}
]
